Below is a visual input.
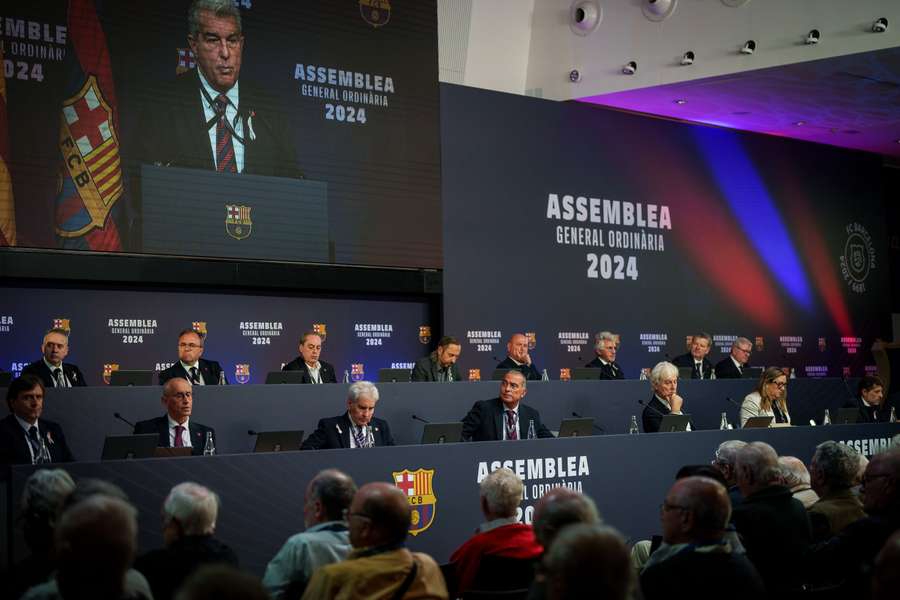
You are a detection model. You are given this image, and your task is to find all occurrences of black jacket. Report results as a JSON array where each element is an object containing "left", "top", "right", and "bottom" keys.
[
  {"left": 671, "top": 353, "right": 714, "bottom": 380},
  {"left": 495, "top": 358, "right": 541, "bottom": 381},
  {"left": 133, "top": 416, "right": 215, "bottom": 456},
  {"left": 714, "top": 357, "right": 745, "bottom": 379},
  {"left": 411, "top": 353, "right": 462, "bottom": 382},
  {"left": 584, "top": 357, "right": 625, "bottom": 380},
  {"left": 842, "top": 396, "right": 892, "bottom": 423},
  {"left": 134, "top": 535, "right": 238, "bottom": 600},
  {"left": 301, "top": 413, "right": 395, "bottom": 450},
  {"left": 281, "top": 358, "right": 337, "bottom": 383},
  {"left": 21, "top": 360, "right": 87, "bottom": 387},
  {"left": 159, "top": 359, "right": 226, "bottom": 386},
  {"left": 461, "top": 398, "right": 554, "bottom": 442},
  {"left": 0, "top": 414, "right": 75, "bottom": 466}
]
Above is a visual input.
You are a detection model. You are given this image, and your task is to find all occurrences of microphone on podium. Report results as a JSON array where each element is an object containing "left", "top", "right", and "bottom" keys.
[
  {"left": 247, "top": 429, "right": 259, "bottom": 436},
  {"left": 571, "top": 411, "right": 605, "bottom": 433},
  {"left": 637, "top": 398, "right": 667, "bottom": 418},
  {"left": 411, "top": 414, "right": 431, "bottom": 424},
  {"left": 113, "top": 412, "right": 135, "bottom": 429}
]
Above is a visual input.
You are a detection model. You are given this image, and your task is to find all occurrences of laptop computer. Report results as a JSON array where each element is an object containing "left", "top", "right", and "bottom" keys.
[
  {"left": 657, "top": 414, "right": 691, "bottom": 432},
  {"left": 421, "top": 422, "right": 464, "bottom": 444},
  {"left": 101, "top": 434, "right": 159, "bottom": 460},
  {"left": 265, "top": 371, "right": 304, "bottom": 384},
  {"left": 570, "top": 368, "right": 605, "bottom": 381},
  {"left": 378, "top": 368, "right": 411, "bottom": 383},
  {"left": 557, "top": 417, "right": 595, "bottom": 437},
  {"left": 677, "top": 367, "right": 694, "bottom": 380},
  {"left": 743, "top": 415, "right": 775, "bottom": 428},
  {"left": 253, "top": 430, "right": 305, "bottom": 452},
  {"left": 109, "top": 370, "right": 155, "bottom": 386},
  {"left": 835, "top": 408, "right": 859, "bottom": 425}
]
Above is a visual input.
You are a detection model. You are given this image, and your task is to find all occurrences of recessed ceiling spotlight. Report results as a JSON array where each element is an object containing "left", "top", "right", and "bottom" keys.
[
  {"left": 680, "top": 51, "right": 695, "bottom": 65},
  {"left": 794, "top": 121, "right": 805, "bottom": 126},
  {"left": 674, "top": 99, "right": 687, "bottom": 105},
  {"left": 740, "top": 40, "right": 756, "bottom": 55},
  {"left": 622, "top": 61, "right": 637, "bottom": 75},
  {"left": 643, "top": 0, "right": 678, "bottom": 22},
  {"left": 805, "top": 29, "right": 820, "bottom": 44},
  {"left": 872, "top": 17, "right": 888, "bottom": 33},
  {"left": 569, "top": 1, "right": 602, "bottom": 36},
  {"left": 569, "top": 69, "right": 582, "bottom": 83}
]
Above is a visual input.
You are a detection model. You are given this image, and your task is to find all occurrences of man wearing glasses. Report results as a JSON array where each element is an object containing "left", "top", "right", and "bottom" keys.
[
  {"left": 714, "top": 337, "right": 753, "bottom": 379},
  {"left": 159, "top": 328, "right": 226, "bottom": 385}
]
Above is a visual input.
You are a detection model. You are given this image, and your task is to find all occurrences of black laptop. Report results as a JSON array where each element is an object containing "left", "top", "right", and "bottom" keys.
[
  {"left": 109, "top": 370, "right": 155, "bottom": 386},
  {"left": 265, "top": 371, "right": 304, "bottom": 384},
  {"left": 253, "top": 430, "right": 305, "bottom": 452},
  {"left": 657, "top": 414, "right": 691, "bottom": 432},
  {"left": 421, "top": 422, "right": 464, "bottom": 444},
  {"left": 570, "top": 368, "right": 605, "bottom": 381},
  {"left": 101, "top": 434, "right": 159, "bottom": 460},
  {"left": 835, "top": 408, "right": 859, "bottom": 425},
  {"left": 557, "top": 418, "right": 595, "bottom": 437},
  {"left": 378, "top": 368, "right": 411, "bottom": 383}
]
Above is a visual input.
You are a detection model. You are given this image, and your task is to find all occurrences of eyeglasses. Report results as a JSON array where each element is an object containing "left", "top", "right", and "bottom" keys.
[
  {"left": 769, "top": 380, "right": 787, "bottom": 388},
  {"left": 179, "top": 343, "right": 203, "bottom": 349},
  {"left": 736, "top": 347, "right": 752, "bottom": 355}
]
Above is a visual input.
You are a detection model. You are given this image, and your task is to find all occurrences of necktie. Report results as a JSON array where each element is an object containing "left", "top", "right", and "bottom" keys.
[
  {"left": 506, "top": 410, "right": 518, "bottom": 440},
  {"left": 352, "top": 425, "right": 370, "bottom": 448},
  {"left": 695, "top": 363, "right": 703, "bottom": 379},
  {"left": 27, "top": 425, "right": 41, "bottom": 461},
  {"left": 190, "top": 366, "right": 200, "bottom": 384},
  {"left": 173, "top": 425, "right": 185, "bottom": 448},
  {"left": 214, "top": 95, "right": 237, "bottom": 173},
  {"left": 53, "top": 368, "right": 65, "bottom": 388}
]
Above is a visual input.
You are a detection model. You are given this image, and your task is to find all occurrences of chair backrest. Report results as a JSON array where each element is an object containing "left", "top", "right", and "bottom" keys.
[{"left": 469, "top": 554, "right": 537, "bottom": 592}]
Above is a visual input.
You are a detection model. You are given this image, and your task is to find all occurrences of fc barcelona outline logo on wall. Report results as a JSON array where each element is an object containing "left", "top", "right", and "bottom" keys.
[
  {"left": 359, "top": 0, "right": 391, "bottom": 27},
  {"left": 418, "top": 325, "right": 431, "bottom": 345},
  {"left": 526, "top": 332, "right": 537, "bottom": 350},
  {"left": 52, "top": 318, "right": 71, "bottom": 332},
  {"left": 392, "top": 468, "right": 436, "bottom": 536},
  {"left": 225, "top": 204, "right": 252, "bottom": 240},
  {"left": 102, "top": 363, "right": 119, "bottom": 385},
  {"left": 235, "top": 364, "right": 251, "bottom": 384}
]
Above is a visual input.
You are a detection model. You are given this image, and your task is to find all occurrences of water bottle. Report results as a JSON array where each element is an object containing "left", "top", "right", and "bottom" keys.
[
  {"left": 527, "top": 419, "right": 536, "bottom": 439},
  {"left": 789, "top": 368, "right": 796, "bottom": 380},
  {"left": 541, "top": 369, "right": 549, "bottom": 382},
  {"left": 822, "top": 409, "right": 832, "bottom": 426},
  {"left": 203, "top": 431, "right": 216, "bottom": 456},
  {"left": 628, "top": 415, "right": 640, "bottom": 435},
  {"left": 343, "top": 370, "right": 350, "bottom": 383},
  {"left": 719, "top": 412, "right": 730, "bottom": 431},
  {"left": 639, "top": 369, "right": 647, "bottom": 381},
  {"left": 218, "top": 369, "right": 226, "bottom": 385},
  {"left": 889, "top": 406, "right": 897, "bottom": 423}
]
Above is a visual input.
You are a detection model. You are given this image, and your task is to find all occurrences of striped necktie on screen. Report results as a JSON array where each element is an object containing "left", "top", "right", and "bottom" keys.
[{"left": 214, "top": 95, "right": 237, "bottom": 173}]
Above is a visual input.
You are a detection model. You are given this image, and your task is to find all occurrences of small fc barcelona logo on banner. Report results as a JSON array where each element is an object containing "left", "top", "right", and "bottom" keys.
[
  {"left": 53, "top": 318, "right": 71, "bottom": 332},
  {"left": 192, "top": 321, "right": 207, "bottom": 336},
  {"left": 103, "top": 363, "right": 119, "bottom": 385},
  {"left": 176, "top": 48, "right": 196, "bottom": 75},
  {"left": 468, "top": 368, "right": 481, "bottom": 382},
  {"left": 526, "top": 332, "right": 537, "bottom": 350},
  {"left": 418, "top": 326, "right": 431, "bottom": 345},
  {"left": 755, "top": 337, "right": 765, "bottom": 352},
  {"left": 235, "top": 364, "right": 250, "bottom": 384},
  {"left": 359, "top": 0, "right": 391, "bottom": 27},
  {"left": 685, "top": 335, "right": 694, "bottom": 350},
  {"left": 559, "top": 368, "right": 571, "bottom": 381},
  {"left": 351, "top": 363, "right": 365, "bottom": 381},
  {"left": 313, "top": 323, "right": 327, "bottom": 340},
  {"left": 392, "top": 468, "right": 436, "bottom": 536},
  {"left": 225, "top": 204, "right": 252, "bottom": 240},
  {"left": 818, "top": 337, "right": 827, "bottom": 352}
]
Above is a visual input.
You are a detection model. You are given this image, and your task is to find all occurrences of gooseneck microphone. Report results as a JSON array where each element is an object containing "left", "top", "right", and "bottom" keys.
[
  {"left": 411, "top": 414, "right": 431, "bottom": 424},
  {"left": 113, "top": 412, "right": 135, "bottom": 429},
  {"left": 637, "top": 398, "right": 667, "bottom": 418},
  {"left": 247, "top": 429, "right": 259, "bottom": 436},
  {"left": 571, "top": 411, "right": 605, "bottom": 433}
]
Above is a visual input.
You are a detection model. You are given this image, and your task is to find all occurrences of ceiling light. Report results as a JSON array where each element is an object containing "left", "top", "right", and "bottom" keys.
[
  {"left": 643, "top": 0, "right": 678, "bottom": 22},
  {"left": 622, "top": 61, "right": 637, "bottom": 75},
  {"left": 872, "top": 18, "right": 888, "bottom": 33},
  {"left": 740, "top": 40, "right": 756, "bottom": 55},
  {"left": 680, "top": 51, "right": 695, "bottom": 65},
  {"left": 570, "top": 1, "right": 602, "bottom": 36},
  {"left": 569, "top": 69, "right": 581, "bottom": 83},
  {"left": 674, "top": 99, "right": 687, "bottom": 105},
  {"left": 805, "top": 29, "right": 820, "bottom": 44}
]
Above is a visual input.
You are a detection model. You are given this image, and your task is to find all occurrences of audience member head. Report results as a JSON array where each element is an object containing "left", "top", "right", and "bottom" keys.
[
  {"left": 675, "top": 465, "right": 728, "bottom": 487},
  {"left": 177, "top": 328, "right": 205, "bottom": 364},
  {"left": 872, "top": 530, "right": 900, "bottom": 600},
  {"left": 479, "top": 467, "right": 523, "bottom": 521},
  {"left": 435, "top": 336, "right": 461, "bottom": 369},
  {"left": 41, "top": 328, "right": 70, "bottom": 367},
  {"left": 348, "top": 482, "right": 411, "bottom": 549},
  {"left": 298, "top": 331, "right": 323, "bottom": 367},
  {"left": 712, "top": 440, "right": 748, "bottom": 486},
  {"left": 507, "top": 333, "right": 530, "bottom": 363},
  {"left": 54, "top": 494, "right": 138, "bottom": 599},
  {"left": 162, "top": 482, "right": 220, "bottom": 545},
  {"left": 736, "top": 441, "right": 780, "bottom": 497},
  {"left": 499, "top": 369, "right": 527, "bottom": 409},
  {"left": 61, "top": 477, "right": 129, "bottom": 513},
  {"left": 853, "top": 453, "right": 870, "bottom": 492},
  {"left": 594, "top": 331, "right": 618, "bottom": 362},
  {"left": 162, "top": 377, "right": 193, "bottom": 424},
  {"left": 544, "top": 524, "right": 633, "bottom": 600},
  {"left": 862, "top": 448, "right": 900, "bottom": 516},
  {"left": 777, "top": 456, "right": 812, "bottom": 492},
  {"left": 532, "top": 488, "right": 600, "bottom": 550},
  {"left": 858, "top": 375, "right": 885, "bottom": 407},
  {"left": 6, "top": 374, "right": 45, "bottom": 423},
  {"left": 810, "top": 441, "right": 860, "bottom": 496},
  {"left": 19, "top": 468, "right": 75, "bottom": 555},
  {"left": 688, "top": 332, "right": 712, "bottom": 361},
  {"left": 730, "top": 337, "right": 752, "bottom": 365},
  {"left": 660, "top": 476, "right": 730, "bottom": 545},
  {"left": 303, "top": 468, "right": 357, "bottom": 528},
  {"left": 175, "top": 564, "right": 267, "bottom": 600},
  {"left": 649, "top": 361, "right": 678, "bottom": 402}
]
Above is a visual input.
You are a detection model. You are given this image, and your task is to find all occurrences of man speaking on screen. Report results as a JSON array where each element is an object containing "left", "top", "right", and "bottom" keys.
[{"left": 141, "top": 0, "right": 300, "bottom": 178}]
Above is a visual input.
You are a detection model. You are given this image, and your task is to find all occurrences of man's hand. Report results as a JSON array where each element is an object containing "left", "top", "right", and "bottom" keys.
[{"left": 670, "top": 393, "right": 684, "bottom": 414}]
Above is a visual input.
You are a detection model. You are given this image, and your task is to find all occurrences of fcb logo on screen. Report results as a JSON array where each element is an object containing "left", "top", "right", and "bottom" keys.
[
  {"left": 192, "top": 321, "right": 208, "bottom": 336},
  {"left": 176, "top": 48, "right": 196, "bottom": 75},
  {"left": 52, "top": 318, "right": 71, "bottom": 332},
  {"left": 559, "top": 368, "right": 571, "bottom": 381},
  {"left": 102, "top": 363, "right": 119, "bottom": 385},
  {"left": 525, "top": 332, "right": 537, "bottom": 350},
  {"left": 313, "top": 323, "right": 328, "bottom": 341},
  {"left": 755, "top": 337, "right": 765, "bottom": 352},
  {"left": 418, "top": 326, "right": 431, "bottom": 345},
  {"left": 359, "top": 0, "right": 391, "bottom": 27},
  {"left": 818, "top": 337, "right": 827, "bottom": 352},
  {"left": 351, "top": 363, "right": 365, "bottom": 381},
  {"left": 225, "top": 204, "right": 252, "bottom": 240},
  {"left": 468, "top": 368, "right": 481, "bottom": 382},
  {"left": 392, "top": 468, "right": 436, "bottom": 536},
  {"left": 685, "top": 335, "right": 693, "bottom": 350},
  {"left": 235, "top": 364, "right": 251, "bottom": 384}
]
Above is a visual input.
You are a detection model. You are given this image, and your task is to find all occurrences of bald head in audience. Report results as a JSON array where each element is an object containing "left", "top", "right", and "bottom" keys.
[
  {"left": 348, "top": 482, "right": 411, "bottom": 549},
  {"left": 872, "top": 531, "right": 900, "bottom": 600},
  {"left": 532, "top": 487, "right": 600, "bottom": 550},
  {"left": 544, "top": 524, "right": 633, "bottom": 600},
  {"left": 661, "top": 476, "right": 730, "bottom": 546},
  {"left": 736, "top": 441, "right": 781, "bottom": 497},
  {"left": 862, "top": 448, "right": 900, "bottom": 516}
]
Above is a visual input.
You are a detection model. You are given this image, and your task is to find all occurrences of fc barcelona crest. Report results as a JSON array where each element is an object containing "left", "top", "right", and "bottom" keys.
[
  {"left": 235, "top": 364, "right": 251, "bottom": 384},
  {"left": 225, "top": 204, "right": 252, "bottom": 240},
  {"left": 313, "top": 323, "right": 328, "bottom": 341},
  {"left": 192, "top": 321, "right": 207, "bottom": 336},
  {"left": 103, "top": 363, "right": 120, "bottom": 385},
  {"left": 755, "top": 336, "right": 765, "bottom": 352},
  {"left": 418, "top": 325, "right": 431, "bottom": 345},
  {"left": 685, "top": 335, "right": 693, "bottom": 350},
  {"left": 526, "top": 332, "right": 537, "bottom": 350},
  {"left": 176, "top": 48, "right": 196, "bottom": 75},
  {"left": 359, "top": 0, "right": 391, "bottom": 27},
  {"left": 53, "top": 318, "right": 71, "bottom": 332},
  {"left": 392, "top": 468, "right": 436, "bottom": 536},
  {"left": 351, "top": 363, "right": 365, "bottom": 381},
  {"left": 818, "top": 337, "right": 827, "bottom": 352},
  {"left": 468, "top": 368, "right": 481, "bottom": 382},
  {"left": 559, "top": 368, "right": 571, "bottom": 381}
]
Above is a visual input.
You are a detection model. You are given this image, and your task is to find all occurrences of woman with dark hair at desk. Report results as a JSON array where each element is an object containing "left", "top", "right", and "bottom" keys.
[{"left": 740, "top": 367, "right": 791, "bottom": 427}]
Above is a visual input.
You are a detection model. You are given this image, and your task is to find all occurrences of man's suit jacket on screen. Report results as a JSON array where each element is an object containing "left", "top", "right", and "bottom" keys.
[
  {"left": 281, "top": 358, "right": 337, "bottom": 384},
  {"left": 411, "top": 354, "right": 462, "bottom": 382},
  {"left": 159, "top": 359, "right": 226, "bottom": 386},
  {"left": 301, "top": 414, "right": 395, "bottom": 450},
  {"left": 714, "top": 357, "right": 745, "bottom": 379},
  {"left": 671, "top": 353, "right": 714, "bottom": 380},
  {"left": 21, "top": 360, "right": 87, "bottom": 387},
  {"left": 133, "top": 416, "right": 215, "bottom": 457},
  {"left": 495, "top": 358, "right": 541, "bottom": 381},
  {"left": 0, "top": 414, "right": 75, "bottom": 465},
  {"left": 461, "top": 398, "right": 554, "bottom": 442},
  {"left": 584, "top": 357, "right": 625, "bottom": 380}
]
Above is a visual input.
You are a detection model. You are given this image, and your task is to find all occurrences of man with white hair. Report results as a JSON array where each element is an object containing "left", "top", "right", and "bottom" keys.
[
  {"left": 585, "top": 331, "right": 624, "bottom": 379},
  {"left": 778, "top": 456, "right": 819, "bottom": 509},
  {"left": 301, "top": 381, "right": 395, "bottom": 449},
  {"left": 448, "top": 468, "right": 542, "bottom": 595},
  {"left": 642, "top": 361, "right": 692, "bottom": 433},
  {"left": 711, "top": 440, "right": 747, "bottom": 507},
  {"left": 731, "top": 442, "right": 811, "bottom": 596},
  {"left": 808, "top": 442, "right": 866, "bottom": 540},
  {"left": 714, "top": 337, "right": 753, "bottom": 379},
  {"left": 134, "top": 482, "right": 237, "bottom": 600}
]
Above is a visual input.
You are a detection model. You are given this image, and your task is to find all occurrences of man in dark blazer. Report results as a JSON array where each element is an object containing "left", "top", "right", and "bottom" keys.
[
  {"left": 714, "top": 337, "right": 753, "bottom": 379},
  {"left": 135, "top": 377, "right": 215, "bottom": 456},
  {"left": 1, "top": 375, "right": 74, "bottom": 466},
  {"left": 411, "top": 335, "right": 463, "bottom": 382},
  {"left": 495, "top": 333, "right": 541, "bottom": 381},
  {"left": 584, "top": 331, "right": 624, "bottom": 380},
  {"left": 159, "top": 328, "right": 226, "bottom": 386},
  {"left": 22, "top": 327, "right": 87, "bottom": 388},
  {"left": 844, "top": 375, "right": 891, "bottom": 423},
  {"left": 671, "top": 332, "right": 715, "bottom": 380},
  {"left": 461, "top": 370, "right": 553, "bottom": 441},
  {"left": 282, "top": 331, "right": 337, "bottom": 383},
  {"left": 302, "top": 381, "right": 394, "bottom": 450},
  {"left": 138, "top": 3, "right": 299, "bottom": 179},
  {"left": 642, "top": 362, "right": 693, "bottom": 433}
]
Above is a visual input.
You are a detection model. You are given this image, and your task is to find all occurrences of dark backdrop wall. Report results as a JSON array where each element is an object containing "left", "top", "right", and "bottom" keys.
[{"left": 441, "top": 83, "right": 891, "bottom": 380}]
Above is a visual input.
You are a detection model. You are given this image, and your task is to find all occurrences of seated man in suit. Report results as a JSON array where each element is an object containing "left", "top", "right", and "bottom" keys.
[
  {"left": 281, "top": 331, "right": 336, "bottom": 383},
  {"left": 301, "top": 381, "right": 394, "bottom": 450},
  {"left": 159, "top": 328, "right": 226, "bottom": 385},
  {"left": 845, "top": 375, "right": 891, "bottom": 423},
  {"left": 411, "top": 335, "right": 462, "bottom": 382},
  {"left": 671, "top": 332, "right": 714, "bottom": 380},
  {"left": 0, "top": 374, "right": 74, "bottom": 466},
  {"left": 495, "top": 333, "right": 541, "bottom": 380},
  {"left": 642, "top": 361, "right": 691, "bottom": 433},
  {"left": 714, "top": 337, "right": 752, "bottom": 379},
  {"left": 22, "top": 328, "right": 87, "bottom": 388},
  {"left": 584, "top": 331, "right": 624, "bottom": 379},
  {"left": 134, "top": 377, "right": 215, "bottom": 456},
  {"left": 461, "top": 370, "right": 553, "bottom": 441}
]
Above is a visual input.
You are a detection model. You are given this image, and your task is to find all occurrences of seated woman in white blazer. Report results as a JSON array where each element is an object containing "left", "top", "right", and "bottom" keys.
[{"left": 740, "top": 366, "right": 791, "bottom": 427}]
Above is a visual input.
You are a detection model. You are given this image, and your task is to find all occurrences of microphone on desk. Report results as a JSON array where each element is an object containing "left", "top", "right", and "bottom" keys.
[
  {"left": 725, "top": 396, "right": 741, "bottom": 409},
  {"left": 113, "top": 412, "right": 135, "bottom": 429},
  {"left": 637, "top": 398, "right": 667, "bottom": 418},
  {"left": 411, "top": 414, "right": 431, "bottom": 424},
  {"left": 571, "top": 411, "right": 605, "bottom": 433},
  {"left": 247, "top": 429, "right": 259, "bottom": 436}
]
